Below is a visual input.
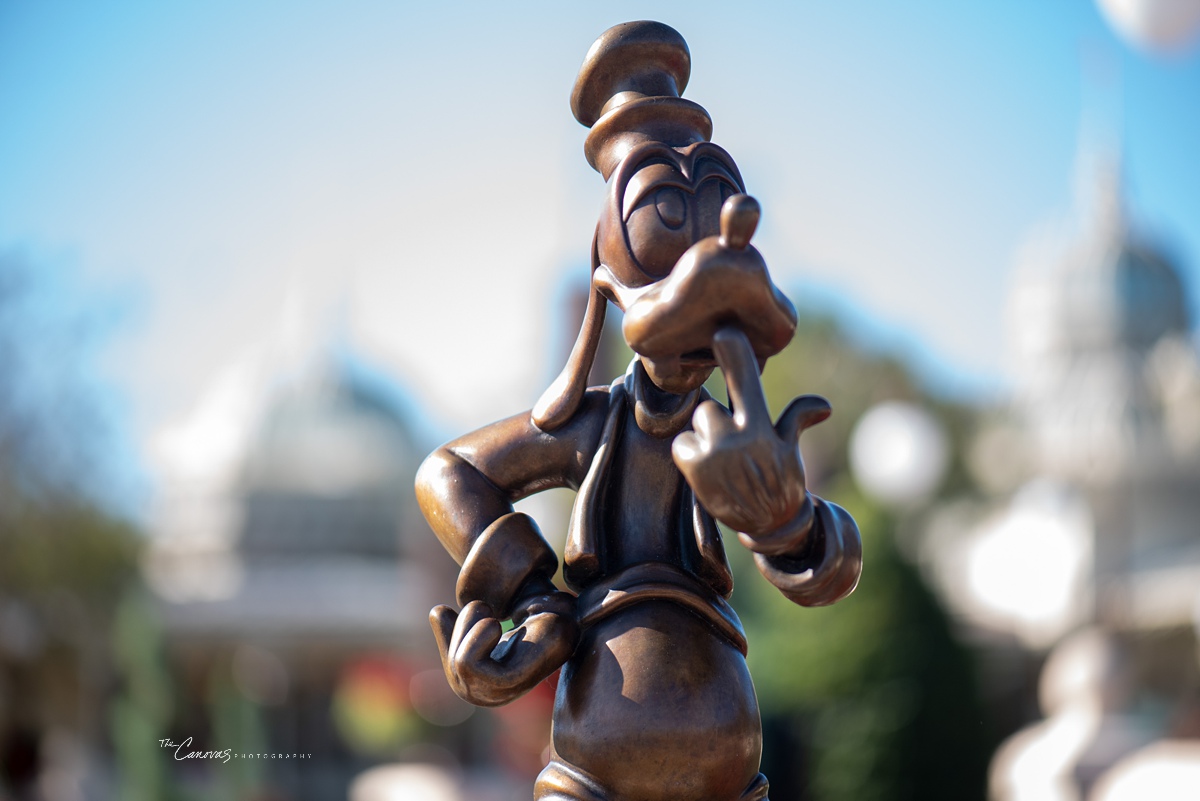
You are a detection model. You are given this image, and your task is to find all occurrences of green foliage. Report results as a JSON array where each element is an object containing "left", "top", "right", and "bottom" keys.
[
  {"left": 110, "top": 589, "right": 215, "bottom": 801},
  {"left": 739, "top": 483, "right": 987, "bottom": 800},
  {"left": 209, "top": 669, "right": 268, "bottom": 799},
  {"left": 111, "top": 592, "right": 174, "bottom": 801},
  {"left": 0, "top": 496, "right": 139, "bottom": 602},
  {"left": 0, "top": 251, "right": 141, "bottom": 610},
  {"left": 113, "top": 591, "right": 174, "bottom": 727},
  {"left": 729, "top": 311, "right": 990, "bottom": 801},
  {"left": 0, "top": 252, "right": 159, "bottom": 796}
]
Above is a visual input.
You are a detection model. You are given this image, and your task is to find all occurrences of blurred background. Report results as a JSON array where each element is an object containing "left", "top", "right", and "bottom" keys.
[{"left": 2, "top": 1, "right": 1199, "bottom": 799}]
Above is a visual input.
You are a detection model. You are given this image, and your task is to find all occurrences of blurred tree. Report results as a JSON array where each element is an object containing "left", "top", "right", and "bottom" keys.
[
  {"left": 0, "top": 251, "right": 133, "bottom": 503},
  {"left": 0, "top": 250, "right": 144, "bottom": 797},
  {"left": 734, "top": 311, "right": 992, "bottom": 801},
  {"left": 0, "top": 498, "right": 139, "bottom": 602}
]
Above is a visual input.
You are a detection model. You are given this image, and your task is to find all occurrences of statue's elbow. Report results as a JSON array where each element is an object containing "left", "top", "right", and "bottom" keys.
[{"left": 415, "top": 446, "right": 461, "bottom": 530}]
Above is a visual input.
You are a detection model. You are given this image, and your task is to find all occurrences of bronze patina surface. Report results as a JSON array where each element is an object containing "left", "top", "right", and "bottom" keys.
[{"left": 416, "top": 21, "right": 863, "bottom": 801}]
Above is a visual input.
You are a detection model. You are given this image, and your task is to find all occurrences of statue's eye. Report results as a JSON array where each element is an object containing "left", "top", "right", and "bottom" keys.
[
  {"left": 655, "top": 188, "right": 686, "bottom": 229},
  {"left": 622, "top": 163, "right": 694, "bottom": 279},
  {"left": 627, "top": 191, "right": 692, "bottom": 278}
]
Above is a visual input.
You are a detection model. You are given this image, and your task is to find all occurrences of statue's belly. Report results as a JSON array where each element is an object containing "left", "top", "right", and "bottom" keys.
[{"left": 552, "top": 601, "right": 762, "bottom": 801}]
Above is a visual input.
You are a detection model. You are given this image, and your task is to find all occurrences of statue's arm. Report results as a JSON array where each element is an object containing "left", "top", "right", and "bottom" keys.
[
  {"left": 416, "top": 389, "right": 607, "bottom": 587},
  {"left": 415, "top": 390, "right": 608, "bottom": 706}
]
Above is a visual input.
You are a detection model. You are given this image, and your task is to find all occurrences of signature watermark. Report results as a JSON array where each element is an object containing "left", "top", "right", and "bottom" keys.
[{"left": 158, "top": 739, "right": 313, "bottom": 764}]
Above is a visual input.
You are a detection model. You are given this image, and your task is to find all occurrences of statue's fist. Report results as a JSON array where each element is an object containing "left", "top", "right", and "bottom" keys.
[{"left": 429, "top": 592, "right": 579, "bottom": 708}]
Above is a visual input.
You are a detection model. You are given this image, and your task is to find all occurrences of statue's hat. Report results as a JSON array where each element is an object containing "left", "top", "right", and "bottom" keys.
[{"left": 571, "top": 21, "right": 713, "bottom": 180}]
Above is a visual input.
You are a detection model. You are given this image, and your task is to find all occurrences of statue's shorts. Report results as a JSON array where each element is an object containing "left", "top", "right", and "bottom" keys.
[{"left": 534, "top": 564, "right": 770, "bottom": 801}]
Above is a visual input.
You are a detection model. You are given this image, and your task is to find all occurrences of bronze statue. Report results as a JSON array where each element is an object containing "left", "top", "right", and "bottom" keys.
[{"left": 416, "top": 21, "right": 862, "bottom": 801}]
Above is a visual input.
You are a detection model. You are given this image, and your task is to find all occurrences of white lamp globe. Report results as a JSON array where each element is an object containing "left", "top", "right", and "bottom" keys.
[
  {"left": 1097, "top": 0, "right": 1200, "bottom": 53},
  {"left": 849, "top": 401, "right": 949, "bottom": 506}
]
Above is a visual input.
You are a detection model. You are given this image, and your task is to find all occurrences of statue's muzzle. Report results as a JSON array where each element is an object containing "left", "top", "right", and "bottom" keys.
[{"left": 608, "top": 194, "right": 797, "bottom": 393}]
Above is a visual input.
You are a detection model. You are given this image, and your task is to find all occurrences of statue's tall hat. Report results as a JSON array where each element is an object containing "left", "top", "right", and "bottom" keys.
[{"left": 571, "top": 21, "right": 713, "bottom": 180}]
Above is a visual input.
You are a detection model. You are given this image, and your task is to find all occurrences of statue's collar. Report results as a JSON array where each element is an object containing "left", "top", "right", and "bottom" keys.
[{"left": 624, "top": 358, "right": 701, "bottom": 439}]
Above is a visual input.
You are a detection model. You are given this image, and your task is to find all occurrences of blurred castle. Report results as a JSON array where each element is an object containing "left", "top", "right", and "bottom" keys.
[
  {"left": 960, "top": 154, "right": 1200, "bottom": 800},
  {"left": 148, "top": 347, "right": 444, "bottom": 637},
  {"left": 1009, "top": 157, "right": 1200, "bottom": 622},
  {"left": 143, "top": 338, "right": 472, "bottom": 799}
]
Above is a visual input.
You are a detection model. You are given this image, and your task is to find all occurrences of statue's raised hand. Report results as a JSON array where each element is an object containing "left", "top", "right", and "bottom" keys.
[
  {"left": 672, "top": 326, "right": 831, "bottom": 555},
  {"left": 429, "top": 592, "right": 578, "bottom": 708}
]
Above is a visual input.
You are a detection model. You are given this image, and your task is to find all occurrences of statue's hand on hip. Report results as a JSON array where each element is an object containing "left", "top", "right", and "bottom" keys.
[{"left": 429, "top": 591, "right": 579, "bottom": 708}]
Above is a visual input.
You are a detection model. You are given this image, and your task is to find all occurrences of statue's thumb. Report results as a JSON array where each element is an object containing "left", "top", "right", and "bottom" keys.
[
  {"left": 775, "top": 395, "right": 832, "bottom": 445},
  {"left": 429, "top": 605, "right": 458, "bottom": 661}
]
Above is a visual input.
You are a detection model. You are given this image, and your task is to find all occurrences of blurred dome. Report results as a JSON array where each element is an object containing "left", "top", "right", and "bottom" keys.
[
  {"left": 1013, "top": 159, "right": 1188, "bottom": 362},
  {"left": 147, "top": 335, "right": 440, "bottom": 609},
  {"left": 1008, "top": 155, "right": 1194, "bottom": 481},
  {"left": 241, "top": 347, "right": 424, "bottom": 497},
  {"left": 233, "top": 345, "right": 433, "bottom": 564},
  {"left": 1051, "top": 227, "right": 1187, "bottom": 357}
]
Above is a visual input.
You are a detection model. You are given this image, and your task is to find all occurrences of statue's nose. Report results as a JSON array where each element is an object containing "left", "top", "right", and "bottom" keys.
[{"left": 622, "top": 194, "right": 798, "bottom": 368}]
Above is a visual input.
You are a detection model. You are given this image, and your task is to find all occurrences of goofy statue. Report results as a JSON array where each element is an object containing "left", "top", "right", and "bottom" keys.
[{"left": 416, "top": 21, "right": 862, "bottom": 801}]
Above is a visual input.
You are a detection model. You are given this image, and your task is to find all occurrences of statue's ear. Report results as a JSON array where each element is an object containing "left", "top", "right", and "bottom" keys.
[{"left": 532, "top": 232, "right": 607, "bottom": 431}]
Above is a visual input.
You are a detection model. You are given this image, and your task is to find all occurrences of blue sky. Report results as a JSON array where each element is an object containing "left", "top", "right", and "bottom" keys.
[{"left": 1, "top": 1, "right": 1197, "bottom": 507}]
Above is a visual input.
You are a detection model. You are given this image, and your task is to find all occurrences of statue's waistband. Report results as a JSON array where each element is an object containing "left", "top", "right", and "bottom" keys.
[{"left": 574, "top": 562, "right": 748, "bottom": 655}]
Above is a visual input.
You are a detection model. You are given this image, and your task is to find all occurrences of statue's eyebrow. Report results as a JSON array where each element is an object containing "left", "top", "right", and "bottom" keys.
[
  {"left": 622, "top": 161, "right": 690, "bottom": 221},
  {"left": 692, "top": 156, "right": 740, "bottom": 189}
]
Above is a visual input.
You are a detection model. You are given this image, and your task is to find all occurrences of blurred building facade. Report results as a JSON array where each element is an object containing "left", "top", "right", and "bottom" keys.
[
  {"left": 1009, "top": 157, "right": 1200, "bottom": 625},
  {"left": 944, "top": 153, "right": 1200, "bottom": 800},
  {"left": 142, "top": 342, "right": 479, "bottom": 799}
]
